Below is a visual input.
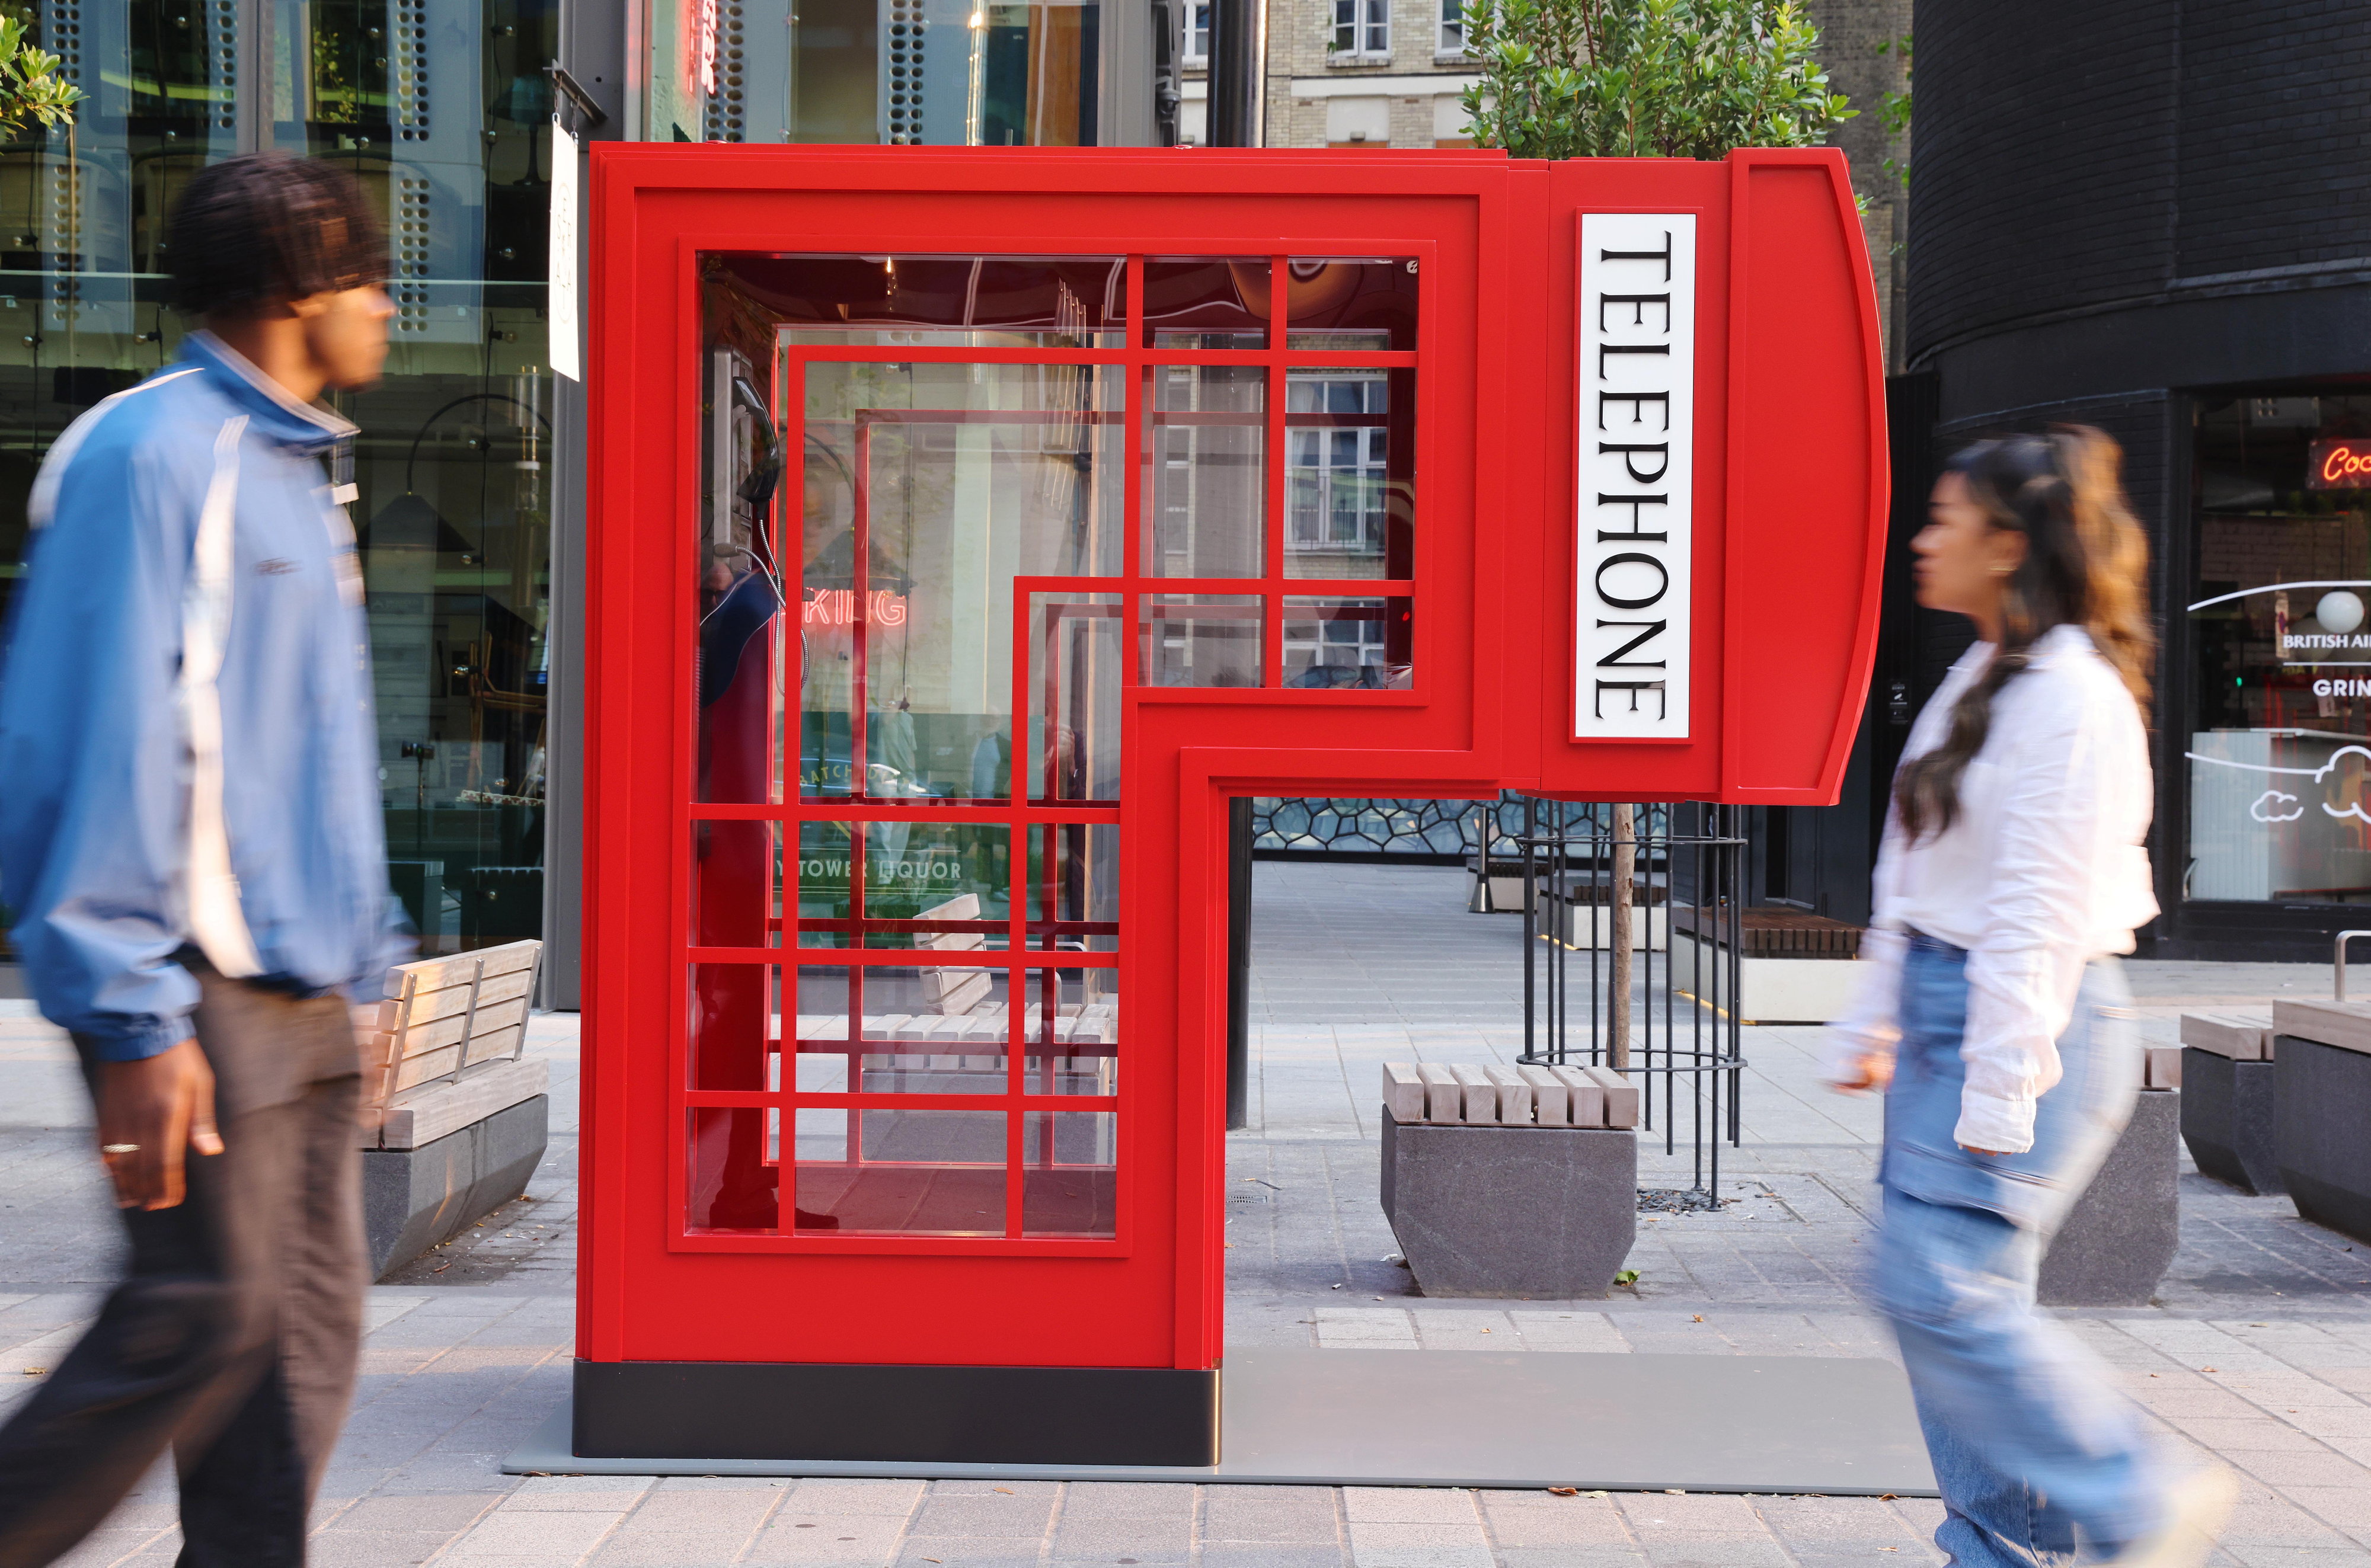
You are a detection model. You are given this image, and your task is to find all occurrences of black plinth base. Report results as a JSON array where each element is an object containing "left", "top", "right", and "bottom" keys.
[
  {"left": 2037, "top": 1088, "right": 2180, "bottom": 1307},
  {"left": 572, "top": 1359, "right": 1220, "bottom": 1467},
  {"left": 2181, "top": 1048, "right": 2283, "bottom": 1195},
  {"left": 2275, "top": 1035, "right": 2371, "bottom": 1245}
]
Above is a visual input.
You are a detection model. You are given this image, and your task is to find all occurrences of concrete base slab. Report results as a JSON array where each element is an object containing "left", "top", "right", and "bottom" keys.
[
  {"left": 2038, "top": 1089, "right": 2180, "bottom": 1308},
  {"left": 503, "top": 1346, "right": 1939, "bottom": 1495}
]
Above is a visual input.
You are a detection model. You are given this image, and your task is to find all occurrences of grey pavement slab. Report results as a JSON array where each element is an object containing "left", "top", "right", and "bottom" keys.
[{"left": 5, "top": 862, "right": 2371, "bottom": 1564}]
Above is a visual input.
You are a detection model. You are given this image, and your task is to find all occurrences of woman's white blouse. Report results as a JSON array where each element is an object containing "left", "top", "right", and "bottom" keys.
[{"left": 1823, "top": 623, "right": 2157, "bottom": 1154}]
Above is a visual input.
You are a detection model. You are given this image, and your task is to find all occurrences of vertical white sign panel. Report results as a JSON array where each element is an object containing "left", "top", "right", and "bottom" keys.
[
  {"left": 549, "top": 117, "right": 581, "bottom": 382},
  {"left": 1575, "top": 213, "right": 1695, "bottom": 738}
]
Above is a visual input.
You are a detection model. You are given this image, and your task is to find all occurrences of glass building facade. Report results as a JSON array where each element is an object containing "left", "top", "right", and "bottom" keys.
[{"left": 0, "top": 0, "right": 560, "bottom": 958}]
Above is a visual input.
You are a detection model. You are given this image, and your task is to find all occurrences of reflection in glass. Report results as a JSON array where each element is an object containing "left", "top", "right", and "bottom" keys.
[
  {"left": 794, "top": 1111, "right": 1008, "bottom": 1236},
  {"left": 1027, "top": 823, "right": 1119, "bottom": 953},
  {"left": 1286, "top": 367, "right": 1414, "bottom": 580},
  {"left": 1021, "top": 968, "right": 1119, "bottom": 1096},
  {"left": 691, "top": 1108, "right": 780, "bottom": 1232},
  {"left": 1284, "top": 257, "right": 1418, "bottom": 351},
  {"left": 799, "top": 359, "right": 1123, "bottom": 802},
  {"left": 2187, "top": 391, "right": 2371, "bottom": 905},
  {"left": 698, "top": 351, "right": 786, "bottom": 803},
  {"left": 794, "top": 964, "right": 1012, "bottom": 1096},
  {"left": 795, "top": 820, "right": 1011, "bottom": 947},
  {"left": 1028, "top": 594, "right": 1121, "bottom": 803},
  {"left": 1021, "top": 1111, "right": 1116, "bottom": 1236},
  {"left": 1143, "top": 595, "right": 1262, "bottom": 687},
  {"left": 691, "top": 820, "right": 784, "bottom": 952},
  {"left": 689, "top": 962, "right": 778, "bottom": 1092},
  {"left": 1146, "top": 366, "right": 1266, "bottom": 577},
  {"left": 712, "top": 254, "right": 1124, "bottom": 347},
  {"left": 1142, "top": 257, "right": 1269, "bottom": 348},
  {"left": 1284, "top": 597, "right": 1413, "bottom": 689}
]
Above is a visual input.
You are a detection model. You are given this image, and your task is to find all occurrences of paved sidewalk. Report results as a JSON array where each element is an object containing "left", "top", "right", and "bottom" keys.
[{"left": 2, "top": 862, "right": 2369, "bottom": 1566}]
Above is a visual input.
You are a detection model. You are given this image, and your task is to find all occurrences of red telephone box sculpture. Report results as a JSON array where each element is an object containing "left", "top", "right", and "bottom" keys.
[{"left": 577, "top": 145, "right": 1886, "bottom": 1465}]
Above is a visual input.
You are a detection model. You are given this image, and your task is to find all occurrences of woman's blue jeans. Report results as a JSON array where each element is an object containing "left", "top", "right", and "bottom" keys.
[{"left": 1871, "top": 933, "right": 2168, "bottom": 1567}]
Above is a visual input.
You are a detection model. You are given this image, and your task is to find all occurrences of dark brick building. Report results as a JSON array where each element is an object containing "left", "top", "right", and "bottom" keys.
[{"left": 1778, "top": 0, "right": 2371, "bottom": 959}]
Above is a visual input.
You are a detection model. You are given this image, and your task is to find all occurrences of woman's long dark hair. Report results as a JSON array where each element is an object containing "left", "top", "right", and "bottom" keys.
[{"left": 1892, "top": 426, "right": 2155, "bottom": 841}]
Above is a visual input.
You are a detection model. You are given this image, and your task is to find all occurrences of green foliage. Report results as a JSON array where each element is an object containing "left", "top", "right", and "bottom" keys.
[
  {"left": 1875, "top": 33, "right": 1910, "bottom": 189},
  {"left": 1459, "top": 0, "right": 1852, "bottom": 162},
  {"left": 0, "top": 12, "right": 81, "bottom": 137}
]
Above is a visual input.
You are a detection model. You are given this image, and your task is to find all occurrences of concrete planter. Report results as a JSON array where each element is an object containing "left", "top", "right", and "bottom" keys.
[
  {"left": 1665, "top": 932, "right": 1859, "bottom": 1025},
  {"left": 2183, "top": 1053, "right": 2281, "bottom": 1197},
  {"left": 2036, "top": 1087, "right": 2179, "bottom": 1307},
  {"left": 2270, "top": 999, "right": 2371, "bottom": 1244},
  {"left": 365, "top": 1094, "right": 549, "bottom": 1278},
  {"left": 1379, "top": 1109, "right": 1637, "bottom": 1298}
]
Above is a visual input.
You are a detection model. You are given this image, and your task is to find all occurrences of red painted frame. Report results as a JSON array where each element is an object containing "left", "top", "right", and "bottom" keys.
[{"left": 582, "top": 146, "right": 1885, "bottom": 1375}]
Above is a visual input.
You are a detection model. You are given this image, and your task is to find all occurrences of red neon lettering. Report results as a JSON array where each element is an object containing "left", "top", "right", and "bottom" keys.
[
  {"left": 2311, "top": 440, "right": 2371, "bottom": 489},
  {"left": 802, "top": 590, "right": 912, "bottom": 627}
]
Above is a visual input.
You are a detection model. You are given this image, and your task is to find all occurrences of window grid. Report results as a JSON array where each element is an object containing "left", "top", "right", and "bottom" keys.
[
  {"left": 1437, "top": 0, "right": 1467, "bottom": 55},
  {"left": 679, "top": 251, "right": 1419, "bottom": 1251}
]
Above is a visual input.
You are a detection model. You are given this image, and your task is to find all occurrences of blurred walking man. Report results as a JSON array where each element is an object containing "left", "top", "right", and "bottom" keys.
[{"left": 0, "top": 155, "right": 408, "bottom": 1566}]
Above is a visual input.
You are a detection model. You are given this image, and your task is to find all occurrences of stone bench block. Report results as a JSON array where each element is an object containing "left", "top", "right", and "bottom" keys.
[
  {"left": 2273, "top": 1033, "right": 2371, "bottom": 1244},
  {"left": 2036, "top": 1088, "right": 2178, "bottom": 1308},
  {"left": 1380, "top": 1109, "right": 1637, "bottom": 1298},
  {"left": 2181, "top": 1048, "right": 2281, "bottom": 1195},
  {"left": 363, "top": 1094, "right": 549, "bottom": 1278}
]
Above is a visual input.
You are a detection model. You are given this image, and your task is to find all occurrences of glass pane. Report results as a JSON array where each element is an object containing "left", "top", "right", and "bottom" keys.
[
  {"left": 714, "top": 255, "right": 1124, "bottom": 347},
  {"left": 1284, "top": 257, "right": 1418, "bottom": 352},
  {"left": 2188, "top": 392, "right": 2371, "bottom": 905},
  {"left": 691, "top": 820, "right": 784, "bottom": 949},
  {"left": 792, "top": 964, "right": 1012, "bottom": 1094},
  {"left": 1284, "top": 367, "right": 1414, "bottom": 579},
  {"left": 794, "top": 820, "right": 1011, "bottom": 948},
  {"left": 1027, "top": 823, "right": 1119, "bottom": 953},
  {"left": 1020, "top": 967, "right": 1120, "bottom": 1095},
  {"left": 691, "top": 1108, "right": 780, "bottom": 1233},
  {"left": 1142, "top": 595, "right": 1262, "bottom": 687},
  {"left": 1028, "top": 594, "right": 1123, "bottom": 804},
  {"left": 794, "top": 1111, "right": 1008, "bottom": 1236},
  {"left": 1283, "top": 597, "right": 1413, "bottom": 689},
  {"left": 1146, "top": 366, "right": 1267, "bottom": 577},
  {"left": 697, "top": 350, "right": 787, "bottom": 804},
  {"left": 1021, "top": 1111, "right": 1116, "bottom": 1237},
  {"left": 800, "top": 359, "right": 1124, "bottom": 802},
  {"left": 1143, "top": 257, "right": 1270, "bottom": 349},
  {"left": 689, "top": 963, "right": 779, "bottom": 1091}
]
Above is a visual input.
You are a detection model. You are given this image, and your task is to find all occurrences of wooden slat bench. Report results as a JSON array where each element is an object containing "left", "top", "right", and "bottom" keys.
[{"left": 359, "top": 939, "right": 550, "bottom": 1278}]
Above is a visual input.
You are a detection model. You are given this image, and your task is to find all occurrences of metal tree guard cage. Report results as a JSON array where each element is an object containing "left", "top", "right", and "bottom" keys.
[{"left": 1516, "top": 799, "right": 1747, "bottom": 1198}]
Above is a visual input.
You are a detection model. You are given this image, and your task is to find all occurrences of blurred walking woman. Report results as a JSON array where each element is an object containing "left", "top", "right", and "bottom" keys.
[{"left": 1826, "top": 428, "right": 2230, "bottom": 1568}]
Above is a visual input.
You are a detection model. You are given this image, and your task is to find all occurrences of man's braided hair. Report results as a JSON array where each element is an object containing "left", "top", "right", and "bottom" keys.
[{"left": 166, "top": 153, "right": 386, "bottom": 316}]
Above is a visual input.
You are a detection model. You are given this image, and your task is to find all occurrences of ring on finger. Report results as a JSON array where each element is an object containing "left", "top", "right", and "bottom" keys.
[{"left": 101, "top": 1143, "right": 140, "bottom": 1156}]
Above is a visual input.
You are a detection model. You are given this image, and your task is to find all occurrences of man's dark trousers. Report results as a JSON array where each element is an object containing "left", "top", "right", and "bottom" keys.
[{"left": 0, "top": 962, "right": 366, "bottom": 1567}]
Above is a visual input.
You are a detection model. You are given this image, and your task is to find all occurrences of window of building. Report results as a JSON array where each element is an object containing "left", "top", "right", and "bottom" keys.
[
  {"left": 1186, "top": 1, "right": 1210, "bottom": 65},
  {"left": 1437, "top": 0, "right": 1468, "bottom": 56},
  {"left": 2185, "top": 391, "right": 2371, "bottom": 906},
  {"left": 1332, "top": 0, "right": 1390, "bottom": 59}
]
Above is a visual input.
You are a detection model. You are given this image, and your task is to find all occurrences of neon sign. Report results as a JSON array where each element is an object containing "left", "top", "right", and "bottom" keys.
[
  {"left": 2310, "top": 439, "right": 2371, "bottom": 489},
  {"left": 803, "top": 588, "right": 910, "bottom": 627}
]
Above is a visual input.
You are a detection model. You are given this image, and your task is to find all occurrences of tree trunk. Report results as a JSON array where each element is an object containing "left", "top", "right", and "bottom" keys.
[{"left": 1608, "top": 802, "right": 1634, "bottom": 1070}]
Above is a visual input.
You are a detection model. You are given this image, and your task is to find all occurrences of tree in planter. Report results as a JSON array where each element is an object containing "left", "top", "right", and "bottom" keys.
[
  {"left": 1461, "top": 0, "right": 1845, "bottom": 1061},
  {"left": 1459, "top": 0, "right": 1851, "bottom": 163},
  {"left": 0, "top": 13, "right": 81, "bottom": 137}
]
